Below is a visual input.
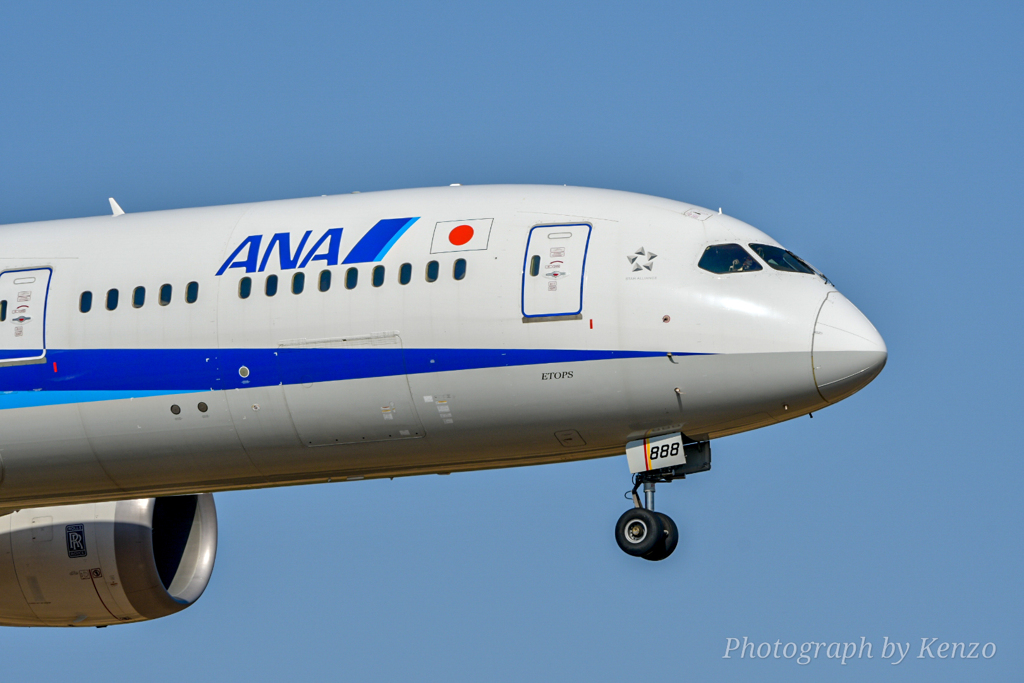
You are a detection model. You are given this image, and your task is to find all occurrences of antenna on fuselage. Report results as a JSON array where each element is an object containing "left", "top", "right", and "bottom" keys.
[{"left": 109, "top": 198, "right": 125, "bottom": 216}]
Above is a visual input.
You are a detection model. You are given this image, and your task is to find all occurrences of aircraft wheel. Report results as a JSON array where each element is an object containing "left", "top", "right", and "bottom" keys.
[
  {"left": 615, "top": 508, "right": 664, "bottom": 557},
  {"left": 642, "top": 512, "right": 678, "bottom": 561}
]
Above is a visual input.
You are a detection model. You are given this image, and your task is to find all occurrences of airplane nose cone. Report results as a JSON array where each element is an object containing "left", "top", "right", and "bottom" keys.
[{"left": 812, "top": 292, "right": 887, "bottom": 404}]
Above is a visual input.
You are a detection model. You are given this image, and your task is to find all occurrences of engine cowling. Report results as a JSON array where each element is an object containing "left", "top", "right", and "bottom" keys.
[{"left": 0, "top": 494, "right": 217, "bottom": 627}]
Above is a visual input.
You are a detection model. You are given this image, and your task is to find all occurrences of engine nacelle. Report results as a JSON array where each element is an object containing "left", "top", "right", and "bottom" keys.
[{"left": 0, "top": 494, "right": 217, "bottom": 627}]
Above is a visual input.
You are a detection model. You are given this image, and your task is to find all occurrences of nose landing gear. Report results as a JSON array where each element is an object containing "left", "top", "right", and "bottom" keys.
[
  {"left": 616, "top": 478, "right": 679, "bottom": 561},
  {"left": 616, "top": 438, "right": 711, "bottom": 561}
]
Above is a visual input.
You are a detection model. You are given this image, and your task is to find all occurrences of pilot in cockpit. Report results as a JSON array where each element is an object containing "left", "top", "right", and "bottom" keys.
[{"left": 729, "top": 257, "right": 756, "bottom": 272}]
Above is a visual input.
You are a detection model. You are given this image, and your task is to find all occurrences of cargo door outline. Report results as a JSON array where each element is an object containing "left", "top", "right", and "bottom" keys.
[
  {"left": 0, "top": 268, "right": 52, "bottom": 367},
  {"left": 276, "top": 332, "right": 426, "bottom": 446},
  {"left": 521, "top": 224, "right": 592, "bottom": 319}
]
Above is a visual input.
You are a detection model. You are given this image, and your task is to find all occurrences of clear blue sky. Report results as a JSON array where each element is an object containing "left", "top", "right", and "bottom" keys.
[{"left": 1, "top": 2, "right": 1021, "bottom": 681}]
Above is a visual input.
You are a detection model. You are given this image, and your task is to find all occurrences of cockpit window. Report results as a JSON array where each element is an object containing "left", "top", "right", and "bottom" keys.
[
  {"left": 748, "top": 244, "right": 816, "bottom": 274},
  {"left": 698, "top": 244, "right": 763, "bottom": 274}
]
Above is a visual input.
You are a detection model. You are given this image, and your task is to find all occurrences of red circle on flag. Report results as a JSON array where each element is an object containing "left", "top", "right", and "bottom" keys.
[{"left": 448, "top": 224, "right": 474, "bottom": 246}]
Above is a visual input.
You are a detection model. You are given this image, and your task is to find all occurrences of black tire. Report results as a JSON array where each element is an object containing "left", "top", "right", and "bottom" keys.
[
  {"left": 615, "top": 508, "right": 664, "bottom": 557},
  {"left": 642, "top": 512, "right": 679, "bottom": 561}
]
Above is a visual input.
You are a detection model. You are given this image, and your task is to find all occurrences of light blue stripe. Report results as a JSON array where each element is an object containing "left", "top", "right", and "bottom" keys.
[
  {"left": 0, "top": 389, "right": 205, "bottom": 410},
  {"left": 373, "top": 217, "right": 419, "bottom": 261}
]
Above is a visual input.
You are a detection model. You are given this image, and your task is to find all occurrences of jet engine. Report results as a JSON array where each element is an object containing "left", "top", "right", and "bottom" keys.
[{"left": 0, "top": 494, "right": 216, "bottom": 626}]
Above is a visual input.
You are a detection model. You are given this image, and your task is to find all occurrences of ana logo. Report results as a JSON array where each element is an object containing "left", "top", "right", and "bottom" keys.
[
  {"left": 65, "top": 524, "right": 87, "bottom": 558},
  {"left": 216, "top": 217, "right": 419, "bottom": 276},
  {"left": 627, "top": 247, "right": 657, "bottom": 272},
  {"left": 217, "top": 229, "right": 343, "bottom": 276}
]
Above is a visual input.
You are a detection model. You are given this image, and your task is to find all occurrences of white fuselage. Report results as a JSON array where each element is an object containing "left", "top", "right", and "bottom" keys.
[{"left": 0, "top": 185, "right": 886, "bottom": 509}]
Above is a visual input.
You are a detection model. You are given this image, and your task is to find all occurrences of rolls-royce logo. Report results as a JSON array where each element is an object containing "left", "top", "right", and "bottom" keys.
[{"left": 65, "top": 524, "right": 87, "bottom": 558}]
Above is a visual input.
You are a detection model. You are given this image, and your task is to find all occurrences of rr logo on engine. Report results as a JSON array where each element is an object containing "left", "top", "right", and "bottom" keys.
[{"left": 65, "top": 524, "right": 87, "bottom": 558}]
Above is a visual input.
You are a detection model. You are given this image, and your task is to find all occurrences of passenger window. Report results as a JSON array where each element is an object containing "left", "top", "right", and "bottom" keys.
[
  {"left": 319, "top": 270, "right": 331, "bottom": 292},
  {"left": 159, "top": 284, "right": 172, "bottom": 306},
  {"left": 265, "top": 274, "right": 278, "bottom": 297},
  {"left": 107, "top": 289, "right": 119, "bottom": 310},
  {"left": 372, "top": 265, "right": 385, "bottom": 287},
  {"left": 132, "top": 287, "right": 146, "bottom": 308},
  {"left": 748, "top": 243, "right": 816, "bottom": 274},
  {"left": 698, "top": 244, "right": 762, "bottom": 274},
  {"left": 186, "top": 281, "right": 199, "bottom": 304},
  {"left": 0, "top": 299, "right": 7, "bottom": 320},
  {"left": 529, "top": 255, "right": 540, "bottom": 276},
  {"left": 292, "top": 272, "right": 305, "bottom": 294},
  {"left": 453, "top": 258, "right": 467, "bottom": 280},
  {"left": 399, "top": 263, "right": 412, "bottom": 285},
  {"left": 239, "top": 277, "right": 252, "bottom": 299},
  {"left": 345, "top": 267, "right": 358, "bottom": 289},
  {"left": 426, "top": 261, "right": 439, "bottom": 283},
  {"left": 79, "top": 293, "right": 91, "bottom": 314}
]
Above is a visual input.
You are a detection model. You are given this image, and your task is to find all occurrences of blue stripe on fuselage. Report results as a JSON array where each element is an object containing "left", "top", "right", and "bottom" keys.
[
  {"left": 0, "top": 347, "right": 707, "bottom": 409},
  {"left": 342, "top": 217, "right": 419, "bottom": 264}
]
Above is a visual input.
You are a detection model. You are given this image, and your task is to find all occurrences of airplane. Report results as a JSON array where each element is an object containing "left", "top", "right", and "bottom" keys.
[{"left": 0, "top": 185, "right": 886, "bottom": 626}]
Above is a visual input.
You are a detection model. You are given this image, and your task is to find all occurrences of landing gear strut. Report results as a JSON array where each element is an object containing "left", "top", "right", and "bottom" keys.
[{"left": 615, "top": 439, "right": 711, "bottom": 561}]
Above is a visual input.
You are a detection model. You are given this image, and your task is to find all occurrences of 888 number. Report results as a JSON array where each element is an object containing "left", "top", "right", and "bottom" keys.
[{"left": 650, "top": 442, "right": 680, "bottom": 460}]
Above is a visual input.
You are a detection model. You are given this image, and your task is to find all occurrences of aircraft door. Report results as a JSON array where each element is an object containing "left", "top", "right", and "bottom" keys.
[
  {"left": 521, "top": 224, "right": 592, "bottom": 319},
  {"left": 0, "top": 268, "right": 51, "bottom": 366}
]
